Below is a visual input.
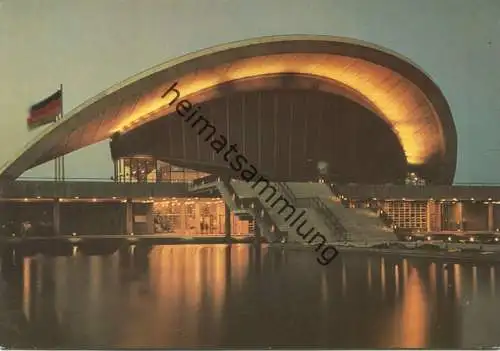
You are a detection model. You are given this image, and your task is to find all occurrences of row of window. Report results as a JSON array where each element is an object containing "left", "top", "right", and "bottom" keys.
[{"left": 113, "top": 158, "right": 209, "bottom": 183}]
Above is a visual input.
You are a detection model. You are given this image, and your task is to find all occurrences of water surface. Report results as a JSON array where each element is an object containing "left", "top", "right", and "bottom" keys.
[{"left": 1, "top": 244, "right": 499, "bottom": 348}]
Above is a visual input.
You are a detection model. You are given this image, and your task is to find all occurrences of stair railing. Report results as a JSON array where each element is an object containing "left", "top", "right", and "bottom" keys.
[
  {"left": 309, "top": 197, "right": 349, "bottom": 241},
  {"left": 275, "top": 182, "right": 348, "bottom": 241},
  {"left": 275, "top": 182, "right": 297, "bottom": 203},
  {"left": 326, "top": 182, "right": 391, "bottom": 232}
]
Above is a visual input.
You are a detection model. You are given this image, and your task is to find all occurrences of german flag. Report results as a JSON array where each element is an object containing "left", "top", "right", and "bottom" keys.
[{"left": 27, "top": 89, "right": 62, "bottom": 130}]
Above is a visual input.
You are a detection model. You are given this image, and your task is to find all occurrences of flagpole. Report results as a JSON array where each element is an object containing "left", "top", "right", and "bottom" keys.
[
  {"left": 54, "top": 102, "right": 58, "bottom": 181},
  {"left": 60, "top": 83, "right": 65, "bottom": 182}
]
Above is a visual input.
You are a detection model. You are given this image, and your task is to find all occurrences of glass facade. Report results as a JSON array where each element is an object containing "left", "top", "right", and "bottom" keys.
[
  {"left": 382, "top": 200, "right": 428, "bottom": 231},
  {"left": 113, "top": 157, "right": 209, "bottom": 183},
  {"left": 345, "top": 199, "right": 430, "bottom": 231},
  {"left": 113, "top": 156, "right": 251, "bottom": 236},
  {"left": 152, "top": 198, "right": 252, "bottom": 235}
]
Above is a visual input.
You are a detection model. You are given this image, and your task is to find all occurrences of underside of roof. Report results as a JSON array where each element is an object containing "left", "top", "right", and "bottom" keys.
[{"left": 0, "top": 35, "right": 456, "bottom": 182}]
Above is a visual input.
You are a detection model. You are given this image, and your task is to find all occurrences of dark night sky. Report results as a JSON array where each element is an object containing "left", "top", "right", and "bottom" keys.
[{"left": 0, "top": 0, "right": 499, "bottom": 183}]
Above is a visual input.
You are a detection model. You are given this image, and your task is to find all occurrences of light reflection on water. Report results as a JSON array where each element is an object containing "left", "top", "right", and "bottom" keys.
[{"left": 1, "top": 244, "right": 500, "bottom": 348}]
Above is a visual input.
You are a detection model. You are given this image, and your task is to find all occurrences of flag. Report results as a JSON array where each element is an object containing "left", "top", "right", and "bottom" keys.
[{"left": 27, "top": 89, "right": 62, "bottom": 130}]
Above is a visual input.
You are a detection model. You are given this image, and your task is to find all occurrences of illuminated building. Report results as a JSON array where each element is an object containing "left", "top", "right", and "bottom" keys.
[
  {"left": 1, "top": 35, "right": 497, "bottom": 240},
  {"left": 1, "top": 35, "right": 456, "bottom": 184}
]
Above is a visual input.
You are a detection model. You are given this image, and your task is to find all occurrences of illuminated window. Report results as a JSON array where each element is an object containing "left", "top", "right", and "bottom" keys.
[{"left": 114, "top": 157, "right": 209, "bottom": 183}]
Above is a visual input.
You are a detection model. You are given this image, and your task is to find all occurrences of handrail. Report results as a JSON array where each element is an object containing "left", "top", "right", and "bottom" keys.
[
  {"left": 313, "top": 198, "right": 345, "bottom": 236},
  {"left": 190, "top": 174, "right": 220, "bottom": 188},
  {"left": 14, "top": 176, "right": 500, "bottom": 186},
  {"left": 276, "top": 182, "right": 297, "bottom": 203},
  {"left": 274, "top": 182, "right": 347, "bottom": 241},
  {"left": 310, "top": 197, "right": 348, "bottom": 241},
  {"left": 327, "top": 182, "right": 343, "bottom": 198},
  {"left": 13, "top": 177, "right": 192, "bottom": 184}
]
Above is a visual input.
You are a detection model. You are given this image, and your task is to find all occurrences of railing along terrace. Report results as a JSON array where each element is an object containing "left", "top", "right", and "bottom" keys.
[
  {"left": 332, "top": 183, "right": 500, "bottom": 201},
  {"left": 16, "top": 176, "right": 193, "bottom": 184},
  {"left": 190, "top": 174, "right": 221, "bottom": 188}
]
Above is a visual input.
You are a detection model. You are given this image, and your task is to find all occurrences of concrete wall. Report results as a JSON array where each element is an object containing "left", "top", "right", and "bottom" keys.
[
  {"left": 131, "top": 202, "right": 153, "bottom": 234},
  {"left": 439, "top": 203, "right": 458, "bottom": 231},
  {"left": 0, "top": 200, "right": 155, "bottom": 236},
  {"left": 493, "top": 205, "right": 500, "bottom": 231},
  {"left": 462, "top": 202, "right": 488, "bottom": 231},
  {"left": 60, "top": 202, "right": 127, "bottom": 235},
  {"left": 0, "top": 202, "right": 52, "bottom": 224},
  {"left": 0, "top": 201, "right": 53, "bottom": 236}
]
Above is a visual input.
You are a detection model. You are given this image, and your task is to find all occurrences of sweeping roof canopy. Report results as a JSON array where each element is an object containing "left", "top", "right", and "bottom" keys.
[{"left": 0, "top": 35, "right": 456, "bottom": 182}]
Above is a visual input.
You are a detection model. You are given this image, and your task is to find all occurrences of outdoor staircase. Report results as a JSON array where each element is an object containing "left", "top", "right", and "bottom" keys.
[
  {"left": 321, "top": 198, "right": 395, "bottom": 243},
  {"left": 189, "top": 176, "right": 282, "bottom": 241},
  {"left": 190, "top": 176, "right": 396, "bottom": 244},
  {"left": 286, "top": 182, "right": 395, "bottom": 243},
  {"left": 223, "top": 180, "right": 283, "bottom": 242},
  {"left": 230, "top": 180, "right": 345, "bottom": 243}
]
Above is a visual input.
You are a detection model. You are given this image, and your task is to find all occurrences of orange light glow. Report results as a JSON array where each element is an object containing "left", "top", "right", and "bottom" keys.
[{"left": 112, "top": 53, "right": 443, "bottom": 165}]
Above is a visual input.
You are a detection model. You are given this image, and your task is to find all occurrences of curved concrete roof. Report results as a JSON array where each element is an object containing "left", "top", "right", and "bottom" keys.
[{"left": 0, "top": 35, "right": 456, "bottom": 181}]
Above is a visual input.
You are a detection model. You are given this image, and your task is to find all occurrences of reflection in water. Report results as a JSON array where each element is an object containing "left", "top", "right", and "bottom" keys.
[
  {"left": 22, "top": 257, "right": 31, "bottom": 322},
  {"left": 429, "top": 262, "right": 437, "bottom": 296},
  {"left": 454, "top": 264, "right": 462, "bottom": 301},
  {"left": 403, "top": 258, "right": 408, "bottom": 289},
  {"left": 367, "top": 258, "right": 372, "bottom": 291},
  {"left": 473, "top": 266, "right": 478, "bottom": 298},
  {"left": 394, "top": 264, "right": 399, "bottom": 298},
  {"left": 491, "top": 266, "right": 496, "bottom": 297},
  {"left": 399, "top": 267, "right": 427, "bottom": 348},
  {"left": 444, "top": 264, "right": 449, "bottom": 297},
  {"left": 384, "top": 265, "right": 427, "bottom": 348},
  {"left": 1, "top": 245, "right": 500, "bottom": 348},
  {"left": 381, "top": 257, "right": 386, "bottom": 298},
  {"left": 320, "top": 270, "right": 328, "bottom": 306},
  {"left": 341, "top": 261, "right": 347, "bottom": 297}
]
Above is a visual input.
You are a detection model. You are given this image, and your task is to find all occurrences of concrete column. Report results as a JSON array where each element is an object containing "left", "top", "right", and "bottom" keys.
[
  {"left": 224, "top": 203, "right": 231, "bottom": 242},
  {"left": 225, "top": 245, "right": 232, "bottom": 294},
  {"left": 146, "top": 203, "right": 154, "bottom": 234},
  {"left": 216, "top": 202, "right": 223, "bottom": 234},
  {"left": 195, "top": 201, "right": 201, "bottom": 234},
  {"left": 254, "top": 220, "right": 261, "bottom": 244},
  {"left": 488, "top": 202, "right": 494, "bottom": 232},
  {"left": 179, "top": 201, "right": 186, "bottom": 233},
  {"left": 427, "top": 200, "right": 442, "bottom": 232},
  {"left": 456, "top": 202, "right": 464, "bottom": 231},
  {"left": 435, "top": 202, "right": 442, "bottom": 232},
  {"left": 125, "top": 200, "right": 133, "bottom": 234},
  {"left": 426, "top": 200, "right": 432, "bottom": 232},
  {"left": 53, "top": 199, "right": 60, "bottom": 236}
]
